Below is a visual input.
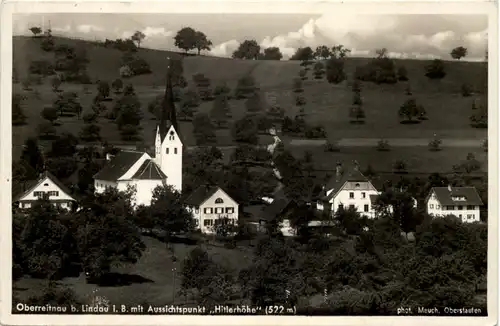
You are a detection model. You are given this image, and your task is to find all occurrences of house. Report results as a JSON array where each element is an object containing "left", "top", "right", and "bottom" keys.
[
  {"left": 319, "top": 162, "right": 380, "bottom": 218},
  {"left": 426, "top": 185, "right": 483, "bottom": 223},
  {"left": 93, "top": 58, "right": 182, "bottom": 206},
  {"left": 260, "top": 198, "right": 300, "bottom": 236},
  {"left": 12, "top": 171, "right": 76, "bottom": 211},
  {"left": 185, "top": 185, "right": 239, "bottom": 234}
]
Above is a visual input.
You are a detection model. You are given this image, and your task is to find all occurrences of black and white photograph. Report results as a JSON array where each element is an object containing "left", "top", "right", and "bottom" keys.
[{"left": 1, "top": 1, "right": 497, "bottom": 325}]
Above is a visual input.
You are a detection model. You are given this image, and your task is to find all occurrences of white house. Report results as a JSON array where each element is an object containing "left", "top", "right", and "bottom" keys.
[
  {"left": 319, "top": 163, "right": 381, "bottom": 218},
  {"left": 185, "top": 185, "right": 239, "bottom": 234},
  {"left": 93, "top": 59, "right": 182, "bottom": 206},
  {"left": 426, "top": 185, "right": 483, "bottom": 223},
  {"left": 13, "top": 171, "right": 76, "bottom": 210}
]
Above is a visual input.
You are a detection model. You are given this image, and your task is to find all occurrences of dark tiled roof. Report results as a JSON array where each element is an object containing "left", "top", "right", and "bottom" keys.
[
  {"left": 324, "top": 166, "right": 368, "bottom": 201},
  {"left": 431, "top": 187, "right": 483, "bottom": 206},
  {"left": 261, "top": 199, "right": 297, "bottom": 221},
  {"left": 185, "top": 185, "right": 220, "bottom": 206},
  {"left": 132, "top": 159, "right": 167, "bottom": 180},
  {"left": 93, "top": 150, "right": 144, "bottom": 181},
  {"left": 13, "top": 171, "right": 74, "bottom": 202},
  {"left": 159, "top": 60, "right": 178, "bottom": 142}
]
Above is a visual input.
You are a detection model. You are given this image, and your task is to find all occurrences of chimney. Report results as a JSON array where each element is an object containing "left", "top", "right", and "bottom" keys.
[{"left": 335, "top": 162, "right": 343, "bottom": 180}]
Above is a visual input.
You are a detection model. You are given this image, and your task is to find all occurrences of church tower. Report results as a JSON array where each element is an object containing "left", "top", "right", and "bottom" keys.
[{"left": 154, "top": 57, "right": 183, "bottom": 192}]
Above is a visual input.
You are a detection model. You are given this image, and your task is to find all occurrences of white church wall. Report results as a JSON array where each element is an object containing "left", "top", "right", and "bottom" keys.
[{"left": 158, "top": 126, "right": 183, "bottom": 192}]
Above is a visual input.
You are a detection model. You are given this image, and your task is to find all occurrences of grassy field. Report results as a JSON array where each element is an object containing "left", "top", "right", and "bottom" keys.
[
  {"left": 12, "top": 35, "right": 488, "bottom": 171},
  {"left": 13, "top": 236, "right": 254, "bottom": 307}
]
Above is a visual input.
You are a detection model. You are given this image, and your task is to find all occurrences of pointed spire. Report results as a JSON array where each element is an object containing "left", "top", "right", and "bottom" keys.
[{"left": 158, "top": 57, "right": 178, "bottom": 142}]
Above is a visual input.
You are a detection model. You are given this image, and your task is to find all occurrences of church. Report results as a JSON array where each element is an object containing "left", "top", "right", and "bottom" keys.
[{"left": 93, "top": 58, "right": 182, "bottom": 206}]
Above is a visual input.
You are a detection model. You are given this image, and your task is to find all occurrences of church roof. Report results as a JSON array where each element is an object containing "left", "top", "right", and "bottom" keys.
[
  {"left": 93, "top": 150, "right": 144, "bottom": 181},
  {"left": 132, "top": 159, "right": 167, "bottom": 180},
  {"left": 158, "top": 58, "right": 179, "bottom": 142},
  {"left": 13, "top": 171, "right": 74, "bottom": 202}
]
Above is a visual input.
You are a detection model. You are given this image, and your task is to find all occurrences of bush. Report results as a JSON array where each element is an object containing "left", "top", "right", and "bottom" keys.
[
  {"left": 305, "top": 125, "right": 327, "bottom": 139},
  {"left": 324, "top": 140, "right": 340, "bottom": 152},
  {"left": 29, "top": 60, "right": 55, "bottom": 76},
  {"left": 376, "top": 139, "right": 391, "bottom": 152},
  {"left": 40, "top": 37, "right": 55, "bottom": 52},
  {"left": 425, "top": 59, "right": 446, "bottom": 79},
  {"left": 127, "top": 57, "right": 152, "bottom": 76},
  {"left": 428, "top": 138, "right": 442, "bottom": 152},
  {"left": 120, "top": 65, "right": 133, "bottom": 78},
  {"left": 461, "top": 83, "right": 473, "bottom": 97},
  {"left": 355, "top": 57, "right": 397, "bottom": 84}
]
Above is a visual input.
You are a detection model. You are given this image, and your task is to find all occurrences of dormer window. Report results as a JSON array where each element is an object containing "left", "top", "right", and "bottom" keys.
[
  {"left": 451, "top": 196, "right": 466, "bottom": 201},
  {"left": 355, "top": 183, "right": 360, "bottom": 188},
  {"left": 215, "top": 198, "right": 224, "bottom": 204},
  {"left": 44, "top": 183, "right": 49, "bottom": 186}
]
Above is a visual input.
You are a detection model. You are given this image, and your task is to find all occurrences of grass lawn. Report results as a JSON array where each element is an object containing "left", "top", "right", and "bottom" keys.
[
  {"left": 13, "top": 236, "right": 254, "bottom": 307},
  {"left": 288, "top": 145, "right": 488, "bottom": 174}
]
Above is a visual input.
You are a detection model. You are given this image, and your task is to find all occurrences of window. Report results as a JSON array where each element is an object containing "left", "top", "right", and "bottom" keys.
[
  {"left": 349, "top": 205, "right": 355, "bottom": 210},
  {"left": 466, "top": 205, "right": 474, "bottom": 210},
  {"left": 194, "top": 219, "right": 199, "bottom": 226},
  {"left": 446, "top": 206, "right": 454, "bottom": 210},
  {"left": 169, "top": 131, "right": 175, "bottom": 141},
  {"left": 361, "top": 192, "right": 366, "bottom": 199},
  {"left": 364, "top": 204, "right": 369, "bottom": 212},
  {"left": 355, "top": 183, "right": 360, "bottom": 188},
  {"left": 215, "top": 198, "right": 224, "bottom": 204},
  {"left": 215, "top": 207, "right": 224, "bottom": 214},
  {"left": 338, "top": 204, "right": 344, "bottom": 210},
  {"left": 349, "top": 192, "right": 354, "bottom": 199},
  {"left": 33, "top": 191, "right": 44, "bottom": 197},
  {"left": 174, "top": 148, "right": 178, "bottom": 154},
  {"left": 225, "top": 207, "right": 234, "bottom": 214},
  {"left": 195, "top": 208, "right": 199, "bottom": 214},
  {"left": 467, "top": 214, "right": 473, "bottom": 219},
  {"left": 44, "top": 183, "right": 49, "bottom": 186},
  {"left": 436, "top": 205, "right": 441, "bottom": 209},
  {"left": 458, "top": 206, "right": 463, "bottom": 210},
  {"left": 204, "top": 207, "right": 213, "bottom": 214},
  {"left": 430, "top": 204, "right": 434, "bottom": 209},
  {"left": 166, "top": 148, "right": 169, "bottom": 154},
  {"left": 459, "top": 214, "right": 462, "bottom": 218},
  {"left": 203, "top": 219, "right": 213, "bottom": 227},
  {"left": 47, "top": 191, "right": 59, "bottom": 197}
]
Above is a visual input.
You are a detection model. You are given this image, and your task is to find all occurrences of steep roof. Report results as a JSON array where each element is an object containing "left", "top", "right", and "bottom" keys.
[
  {"left": 184, "top": 185, "right": 220, "bottom": 206},
  {"left": 93, "top": 150, "right": 144, "bottom": 181},
  {"left": 430, "top": 187, "right": 483, "bottom": 206},
  {"left": 12, "top": 171, "right": 74, "bottom": 202},
  {"left": 132, "top": 159, "right": 167, "bottom": 180},
  {"left": 324, "top": 166, "right": 369, "bottom": 201},
  {"left": 261, "top": 198, "right": 297, "bottom": 221},
  {"left": 158, "top": 58, "right": 179, "bottom": 142}
]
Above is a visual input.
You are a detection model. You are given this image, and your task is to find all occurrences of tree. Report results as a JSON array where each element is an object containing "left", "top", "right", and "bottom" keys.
[
  {"left": 194, "top": 31, "right": 212, "bottom": 55},
  {"left": 76, "top": 188, "right": 146, "bottom": 282},
  {"left": 21, "top": 138, "right": 45, "bottom": 173},
  {"left": 314, "top": 45, "right": 331, "bottom": 60},
  {"left": 120, "top": 124, "right": 141, "bottom": 141},
  {"left": 245, "top": 92, "right": 265, "bottom": 115},
  {"left": 293, "top": 78, "right": 303, "bottom": 93},
  {"left": 352, "top": 91, "right": 362, "bottom": 106},
  {"left": 326, "top": 58, "right": 347, "bottom": 84},
  {"left": 231, "top": 115, "right": 259, "bottom": 144},
  {"left": 111, "top": 79, "right": 124, "bottom": 94},
  {"left": 29, "top": 26, "right": 42, "bottom": 37},
  {"left": 331, "top": 45, "right": 351, "bottom": 59},
  {"left": 393, "top": 160, "right": 407, "bottom": 174},
  {"left": 376, "top": 139, "right": 391, "bottom": 152},
  {"left": 45, "top": 157, "right": 78, "bottom": 180},
  {"left": 97, "top": 81, "right": 110, "bottom": 98},
  {"left": 48, "top": 133, "right": 78, "bottom": 158},
  {"left": 349, "top": 106, "right": 365, "bottom": 124},
  {"left": 174, "top": 27, "right": 198, "bottom": 53},
  {"left": 399, "top": 98, "right": 421, "bottom": 123},
  {"left": 53, "top": 92, "right": 83, "bottom": 118},
  {"left": 192, "top": 113, "right": 217, "bottom": 146},
  {"left": 51, "top": 76, "right": 62, "bottom": 92},
  {"left": 450, "top": 46, "right": 467, "bottom": 60},
  {"left": 12, "top": 94, "right": 27, "bottom": 126},
  {"left": 290, "top": 47, "right": 314, "bottom": 61},
  {"left": 232, "top": 40, "right": 261, "bottom": 60},
  {"left": 234, "top": 75, "right": 257, "bottom": 99},
  {"left": 150, "top": 185, "right": 195, "bottom": 239},
  {"left": 79, "top": 124, "right": 101, "bottom": 142},
  {"left": 37, "top": 122, "right": 57, "bottom": 140},
  {"left": 115, "top": 94, "right": 143, "bottom": 128},
  {"left": 41, "top": 106, "right": 58, "bottom": 125},
  {"left": 397, "top": 66, "right": 409, "bottom": 81},
  {"left": 131, "top": 31, "right": 146, "bottom": 48},
  {"left": 425, "top": 59, "right": 446, "bottom": 79},
  {"left": 461, "top": 83, "right": 472, "bottom": 97},
  {"left": 210, "top": 95, "right": 230, "bottom": 128},
  {"left": 299, "top": 69, "right": 307, "bottom": 80},
  {"left": 375, "top": 48, "right": 388, "bottom": 59},
  {"left": 262, "top": 47, "right": 283, "bottom": 60},
  {"left": 313, "top": 61, "right": 325, "bottom": 79}
]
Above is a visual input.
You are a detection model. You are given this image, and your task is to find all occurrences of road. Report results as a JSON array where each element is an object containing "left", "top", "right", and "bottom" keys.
[{"left": 289, "top": 138, "right": 485, "bottom": 148}]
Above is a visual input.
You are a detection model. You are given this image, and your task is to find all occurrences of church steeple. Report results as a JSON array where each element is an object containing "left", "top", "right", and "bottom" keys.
[{"left": 158, "top": 57, "right": 178, "bottom": 142}]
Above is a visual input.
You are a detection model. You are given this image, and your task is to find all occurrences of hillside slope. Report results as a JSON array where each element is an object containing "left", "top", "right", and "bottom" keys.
[{"left": 13, "top": 35, "right": 487, "bottom": 93}]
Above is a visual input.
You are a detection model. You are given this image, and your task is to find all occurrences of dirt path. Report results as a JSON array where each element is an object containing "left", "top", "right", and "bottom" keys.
[{"left": 289, "top": 138, "right": 484, "bottom": 147}]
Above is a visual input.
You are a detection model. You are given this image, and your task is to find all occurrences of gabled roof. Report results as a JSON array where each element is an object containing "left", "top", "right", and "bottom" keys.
[
  {"left": 261, "top": 198, "right": 298, "bottom": 221},
  {"left": 185, "top": 185, "right": 222, "bottom": 207},
  {"left": 324, "top": 166, "right": 369, "bottom": 201},
  {"left": 93, "top": 150, "right": 144, "bottom": 181},
  {"left": 12, "top": 171, "right": 74, "bottom": 202},
  {"left": 132, "top": 159, "right": 167, "bottom": 180},
  {"left": 430, "top": 187, "right": 483, "bottom": 206}
]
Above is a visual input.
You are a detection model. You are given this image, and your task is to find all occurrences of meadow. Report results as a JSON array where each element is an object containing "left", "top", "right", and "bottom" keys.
[{"left": 12, "top": 35, "right": 488, "bottom": 173}]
